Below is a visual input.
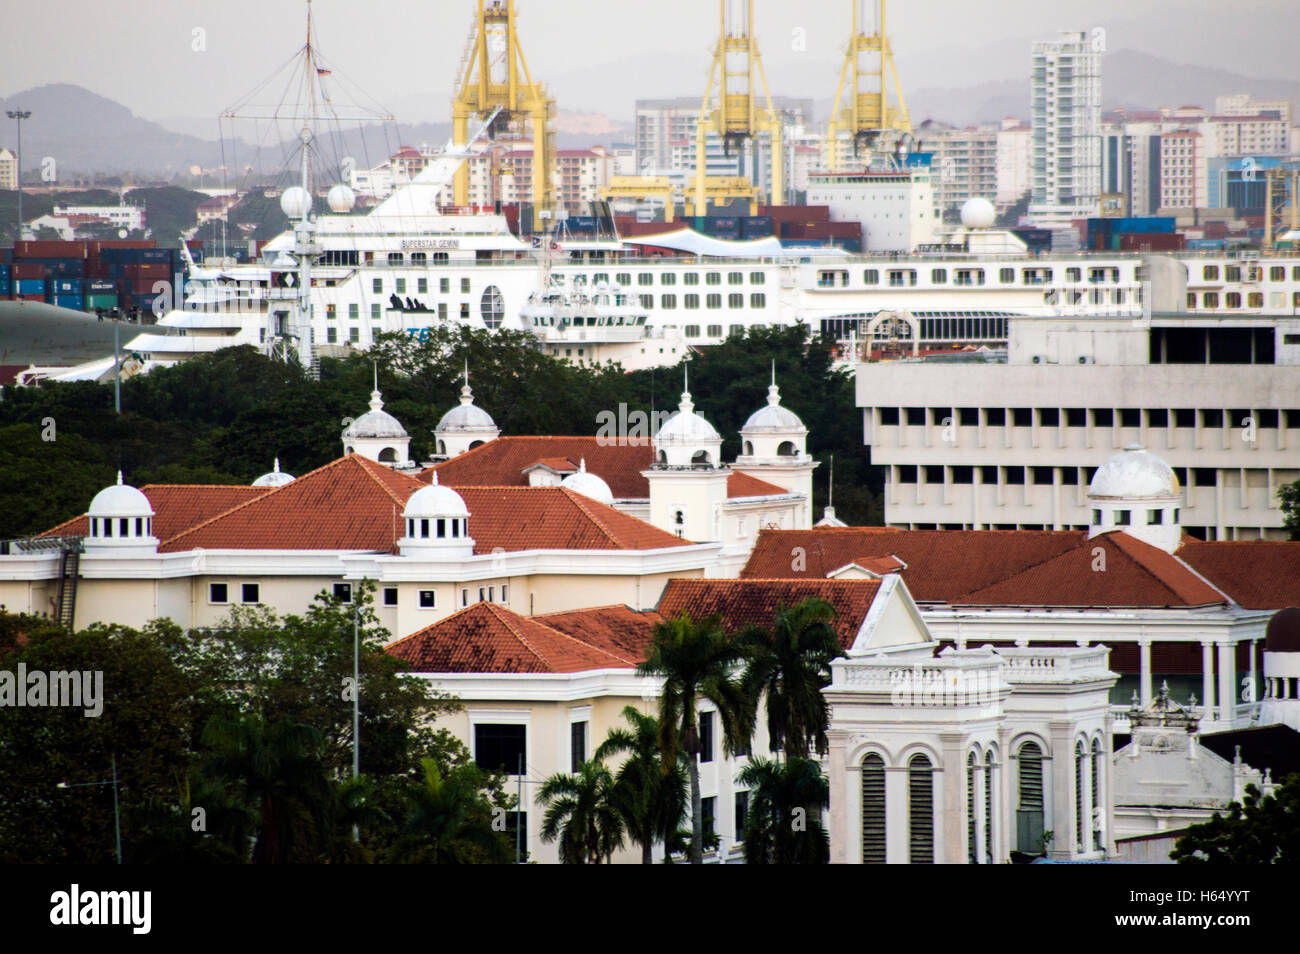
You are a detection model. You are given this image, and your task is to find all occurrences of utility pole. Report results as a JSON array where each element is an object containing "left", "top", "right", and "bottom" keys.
[
  {"left": 113, "top": 318, "right": 121, "bottom": 413},
  {"left": 6, "top": 109, "right": 32, "bottom": 240},
  {"left": 352, "top": 603, "right": 360, "bottom": 842}
]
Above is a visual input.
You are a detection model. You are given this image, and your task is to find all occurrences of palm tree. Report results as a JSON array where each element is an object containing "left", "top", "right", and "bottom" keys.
[
  {"left": 200, "top": 715, "right": 336, "bottom": 864},
  {"left": 538, "top": 760, "right": 625, "bottom": 864},
  {"left": 594, "top": 705, "right": 688, "bottom": 864},
  {"left": 388, "top": 758, "right": 511, "bottom": 864},
  {"left": 736, "top": 757, "right": 830, "bottom": 864},
  {"left": 739, "top": 598, "right": 845, "bottom": 761},
  {"left": 638, "top": 611, "right": 751, "bottom": 864}
]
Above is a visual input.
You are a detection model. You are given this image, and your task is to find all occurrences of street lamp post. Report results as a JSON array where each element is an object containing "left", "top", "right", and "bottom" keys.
[
  {"left": 56, "top": 753, "right": 122, "bottom": 864},
  {"left": 6, "top": 109, "right": 32, "bottom": 240}
]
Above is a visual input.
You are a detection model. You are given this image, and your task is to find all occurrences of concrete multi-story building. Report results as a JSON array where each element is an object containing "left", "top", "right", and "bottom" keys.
[
  {"left": 1029, "top": 30, "right": 1104, "bottom": 227},
  {"left": 0, "top": 147, "right": 16, "bottom": 191},
  {"left": 914, "top": 121, "right": 1000, "bottom": 213},
  {"left": 995, "top": 119, "right": 1032, "bottom": 209},
  {"left": 1158, "top": 128, "right": 1210, "bottom": 211},
  {"left": 854, "top": 259, "right": 1300, "bottom": 539}
]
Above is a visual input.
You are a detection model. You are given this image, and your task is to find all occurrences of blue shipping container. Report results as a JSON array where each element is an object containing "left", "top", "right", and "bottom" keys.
[
  {"left": 16, "top": 279, "right": 45, "bottom": 293},
  {"left": 0, "top": 263, "right": 9, "bottom": 278},
  {"left": 54, "top": 295, "right": 85, "bottom": 311},
  {"left": 0, "top": 280, "right": 9, "bottom": 295},
  {"left": 1186, "top": 239, "right": 1227, "bottom": 250},
  {"left": 87, "top": 279, "right": 116, "bottom": 292},
  {"left": 55, "top": 278, "right": 84, "bottom": 293}
]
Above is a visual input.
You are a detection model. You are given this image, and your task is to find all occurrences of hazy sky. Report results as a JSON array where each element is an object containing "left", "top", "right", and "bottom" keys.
[{"left": 2, "top": 0, "right": 1297, "bottom": 125}]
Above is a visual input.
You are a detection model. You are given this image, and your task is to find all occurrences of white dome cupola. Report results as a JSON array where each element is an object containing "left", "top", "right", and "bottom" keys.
[
  {"left": 434, "top": 363, "right": 500, "bottom": 459},
  {"left": 342, "top": 366, "right": 411, "bottom": 465},
  {"left": 86, "top": 472, "right": 158, "bottom": 551},
  {"left": 561, "top": 459, "right": 615, "bottom": 506},
  {"left": 652, "top": 367, "right": 723, "bottom": 468},
  {"left": 1087, "top": 444, "right": 1181, "bottom": 552},
  {"left": 737, "top": 363, "right": 810, "bottom": 462},
  {"left": 399, "top": 472, "right": 475, "bottom": 557},
  {"left": 252, "top": 458, "right": 295, "bottom": 488}
]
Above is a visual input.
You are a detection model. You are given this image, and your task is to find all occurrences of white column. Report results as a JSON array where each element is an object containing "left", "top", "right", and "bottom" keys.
[
  {"left": 1201, "top": 641, "right": 1215, "bottom": 717},
  {"left": 1218, "top": 641, "right": 1236, "bottom": 725},
  {"left": 1139, "top": 639, "right": 1153, "bottom": 706},
  {"left": 974, "top": 759, "right": 987, "bottom": 863}
]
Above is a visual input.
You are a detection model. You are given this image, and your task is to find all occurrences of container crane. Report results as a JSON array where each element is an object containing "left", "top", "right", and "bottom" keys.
[
  {"left": 451, "top": 1, "right": 557, "bottom": 214},
  {"left": 692, "top": 0, "right": 784, "bottom": 216},
  {"left": 826, "top": 0, "right": 911, "bottom": 170}
]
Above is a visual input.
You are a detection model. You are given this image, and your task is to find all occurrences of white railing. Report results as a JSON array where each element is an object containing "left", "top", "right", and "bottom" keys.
[{"left": 998, "top": 646, "right": 1113, "bottom": 684}]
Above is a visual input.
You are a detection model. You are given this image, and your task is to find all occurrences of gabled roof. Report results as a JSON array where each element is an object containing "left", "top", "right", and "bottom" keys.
[
  {"left": 160, "top": 455, "right": 425, "bottom": 552},
  {"left": 427, "top": 436, "right": 653, "bottom": 497},
  {"left": 951, "top": 532, "right": 1226, "bottom": 608},
  {"left": 426, "top": 436, "right": 797, "bottom": 501},
  {"left": 456, "top": 486, "right": 692, "bottom": 552},
  {"left": 742, "top": 528, "right": 1083, "bottom": 602},
  {"left": 1175, "top": 540, "right": 1300, "bottom": 610},
  {"left": 41, "top": 485, "right": 270, "bottom": 541},
  {"left": 536, "top": 604, "right": 665, "bottom": 662},
  {"left": 657, "top": 578, "right": 883, "bottom": 649},
  {"left": 387, "top": 601, "right": 635, "bottom": 674}
]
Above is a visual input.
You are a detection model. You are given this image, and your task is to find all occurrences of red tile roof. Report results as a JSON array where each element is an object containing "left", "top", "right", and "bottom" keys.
[
  {"left": 457, "top": 486, "right": 692, "bottom": 552},
  {"left": 726, "top": 471, "right": 791, "bottom": 497},
  {"left": 1176, "top": 539, "right": 1300, "bottom": 609},
  {"left": 657, "top": 578, "right": 883, "bottom": 649},
  {"left": 425, "top": 437, "right": 794, "bottom": 500},
  {"left": 742, "top": 528, "right": 1084, "bottom": 602},
  {"left": 41, "top": 485, "right": 270, "bottom": 541},
  {"left": 951, "top": 532, "right": 1226, "bottom": 608},
  {"left": 537, "top": 604, "right": 665, "bottom": 663},
  {"left": 386, "top": 601, "right": 635, "bottom": 673},
  {"left": 160, "top": 455, "right": 424, "bottom": 552}
]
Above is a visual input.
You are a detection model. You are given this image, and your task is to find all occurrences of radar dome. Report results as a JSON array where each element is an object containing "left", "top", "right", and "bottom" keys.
[
  {"left": 280, "top": 186, "right": 312, "bottom": 220},
  {"left": 327, "top": 184, "right": 356, "bottom": 213},
  {"left": 960, "top": 197, "right": 996, "bottom": 229}
]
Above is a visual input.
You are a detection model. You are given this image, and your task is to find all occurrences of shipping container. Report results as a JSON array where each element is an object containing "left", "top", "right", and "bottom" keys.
[
  {"left": 15, "top": 240, "right": 88, "bottom": 259},
  {"left": 19, "top": 258, "right": 86, "bottom": 277},
  {"left": 0, "top": 263, "right": 8, "bottom": 278},
  {"left": 16, "top": 278, "right": 46, "bottom": 294},
  {"left": 55, "top": 278, "right": 85, "bottom": 293},
  {"left": 86, "top": 278, "right": 116, "bottom": 292},
  {"left": 54, "top": 295, "right": 85, "bottom": 311},
  {"left": 11, "top": 262, "right": 46, "bottom": 279},
  {"left": 1186, "top": 239, "right": 1227, "bottom": 250},
  {"left": 740, "top": 216, "right": 773, "bottom": 238},
  {"left": 86, "top": 294, "right": 118, "bottom": 310},
  {"left": 18, "top": 294, "right": 44, "bottom": 302},
  {"left": 0, "top": 280, "right": 9, "bottom": 295},
  {"left": 124, "top": 263, "right": 172, "bottom": 279}
]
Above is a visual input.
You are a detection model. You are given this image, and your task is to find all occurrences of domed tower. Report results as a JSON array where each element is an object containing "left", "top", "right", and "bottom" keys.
[
  {"left": 643, "top": 369, "right": 729, "bottom": 541},
  {"left": 561, "top": 459, "right": 615, "bottom": 506},
  {"left": 85, "top": 472, "right": 157, "bottom": 553},
  {"left": 434, "top": 364, "right": 500, "bottom": 459},
  {"left": 1260, "top": 607, "right": 1300, "bottom": 731},
  {"left": 342, "top": 370, "right": 411, "bottom": 465},
  {"left": 733, "top": 364, "right": 818, "bottom": 527},
  {"left": 399, "top": 473, "right": 474, "bottom": 559},
  {"left": 1087, "top": 444, "right": 1181, "bottom": 553},
  {"left": 252, "top": 458, "right": 295, "bottom": 488}
]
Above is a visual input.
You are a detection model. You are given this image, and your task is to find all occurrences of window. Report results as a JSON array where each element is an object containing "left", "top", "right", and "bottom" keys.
[
  {"left": 699, "top": 711, "right": 714, "bottom": 763},
  {"left": 908, "top": 754, "right": 934, "bottom": 864},
  {"left": 1091, "top": 738, "right": 1103, "bottom": 851},
  {"left": 475, "top": 723, "right": 526, "bottom": 775},
  {"left": 661, "top": 294, "right": 677, "bottom": 309},
  {"left": 372, "top": 278, "right": 383, "bottom": 294},
  {"left": 326, "top": 327, "right": 337, "bottom": 344},
  {"left": 348, "top": 303, "right": 359, "bottom": 319},
  {"left": 419, "top": 590, "right": 436, "bottom": 608},
  {"left": 683, "top": 272, "right": 699, "bottom": 285},
  {"left": 1147, "top": 509, "right": 1163, "bottom": 525},
  {"left": 388, "top": 253, "right": 403, "bottom": 266},
  {"left": 461, "top": 277, "right": 471, "bottom": 293},
  {"left": 1226, "top": 265, "right": 1241, "bottom": 282},
  {"left": 750, "top": 271, "right": 765, "bottom": 285},
  {"left": 1075, "top": 741, "right": 1086, "bottom": 852},
  {"left": 861, "top": 753, "right": 886, "bottom": 863},
  {"left": 1203, "top": 292, "right": 1219, "bottom": 308},
  {"left": 707, "top": 324, "right": 722, "bottom": 337},
  {"left": 480, "top": 285, "right": 505, "bottom": 329},
  {"left": 417, "top": 278, "right": 428, "bottom": 294},
  {"left": 371, "top": 303, "right": 381, "bottom": 320},
  {"left": 751, "top": 293, "right": 765, "bottom": 308},
  {"left": 637, "top": 273, "right": 652, "bottom": 286},
  {"left": 395, "top": 278, "right": 406, "bottom": 294},
  {"left": 1226, "top": 292, "right": 1241, "bottom": 308},
  {"left": 735, "top": 790, "right": 750, "bottom": 837},
  {"left": 333, "top": 582, "right": 353, "bottom": 603},
  {"left": 1066, "top": 267, "right": 1081, "bottom": 283},
  {"left": 661, "top": 272, "right": 676, "bottom": 286},
  {"left": 728, "top": 293, "right": 743, "bottom": 308},
  {"left": 440, "top": 278, "right": 450, "bottom": 293},
  {"left": 1016, "top": 742, "right": 1044, "bottom": 854},
  {"left": 240, "top": 583, "right": 260, "bottom": 604},
  {"left": 1115, "top": 510, "right": 1131, "bottom": 526},
  {"left": 1248, "top": 292, "right": 1263, "bottom": 308},
  {"left": 209, "top": 582, "right": 228, "bottom": 604},
  {"left": 640, "top": 294, "right": 653, "bottom": 309},
  {"left": 702, "top": 796, "right": 716, "bottom": 838},
  {"left": 967, "top": 752, "right": 978, "bottom": 864},
  {"left": 706, "top": 293, "right": 722, "bottom": 309},
  {"left": 684, "top": 294, "right": 700, "bottom": 309},
  {"left": 383, "top": 586, "right": 398, "bottom": 607},
  {"left": 570, "top": 720, "right": 587, "bottom": 773},
  {"left": 931, "top": 268, "right": 947, "bottom": 284},
  {"left": 705, "top": 272, "right": 721, "bottom": 285},
  {"left": 349, "top": 327, "right": 360, "bottom": 344},
  {"left": 863, "top": 268, "right": 879, "bottom": 285},
  {"left": 728, "top": 271, "right": 743, "bottom": 285},
  {"left": 684, "top": 324, "right": 701, "bottom": 338},
  {"left": 880, "top": 407, "right": 900, "bottom": 426},
  {"left": 999, "top": 267, "right": 1015, "bottom": 284},
  {"left": 1013, "top": 408, "right": 1032, "bottom": 427}
]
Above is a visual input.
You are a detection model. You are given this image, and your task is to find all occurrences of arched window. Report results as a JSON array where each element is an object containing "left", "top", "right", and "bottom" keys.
[
  {"left": 1091, "top": 737, "right": 1103, "bottom": 851},
  {"left": 345, "top": 445, "right": 355, "bottom": 455},
  {"left": 656, "top": 450, "right": 667, "bottom": 465},
  {"left": 967, "top": 752, "right": 977, "bottom": 864},
  {"left": 468, "top": 440, "right": 484, "bottom": 451},
  {"left": 1075, "top": 741, "right": 1086, "bottom": 853},
  {"left": 908, "top": 754, "right": 934, "bottom": 864},
  {"left": 984, "top": 750, "right": 995, "bottom": 864},
  {"left": 777, "top": 440, "right": 796, "bottom": 456},
  {"left": 437, "top": 440, "right": 447, "bottom": 455},
  {"left": 1016, "top": 741, "right": 1044, "bottom": 854},
  {"left": 378, "top": 447, "right": 397, "bottom": 462},
  {"left": 480, "top": 285, "right": 505, "bottom": 329},
  {"left": 691, "top": 450, "right": 711, "bottom": 465},
  {"left": 420, "top": 518, "right": 429, "bottom": 539},
  {"left": 861, "top": 753, "right": 886, "bottom": 863},
  {"left": 673, "top": 510, "right": 685, "bottom": 538},
  {"left": 743, "top": 440, "right": 754, "bottom": 456}
]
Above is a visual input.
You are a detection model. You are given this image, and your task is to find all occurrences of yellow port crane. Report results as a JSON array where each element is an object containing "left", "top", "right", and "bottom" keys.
[
  {"left": 451, "top": 0, "right": 557, "bottom": 214},
  {"left": 692, "top": 0, "right": 784, "bottom": 217},
  {"left": 1263, "top": 165, "right": 1300, "bottom": 251},
  {"left": 826, "top": 0, "right": 911, "bottom": 170}
]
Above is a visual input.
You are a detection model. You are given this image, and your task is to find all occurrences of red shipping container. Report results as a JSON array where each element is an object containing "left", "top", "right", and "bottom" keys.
[
  {"left": 15, "top": 240, "right": 88, "bottom": 259},
  {"left": 132, "top": 278, "right": 169, "bottom": 295},
  {"left": 124, "top": 263, "right": 172, "bottom": 279},
  {"left": 20, "top": 294, "right": 44, "bottom": 301},
  {"left": 11, "top": 262, "right": 46, "bottom": 279},
  {"left": 94, "top": 240, "right": 154, "bottom": 249}
]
